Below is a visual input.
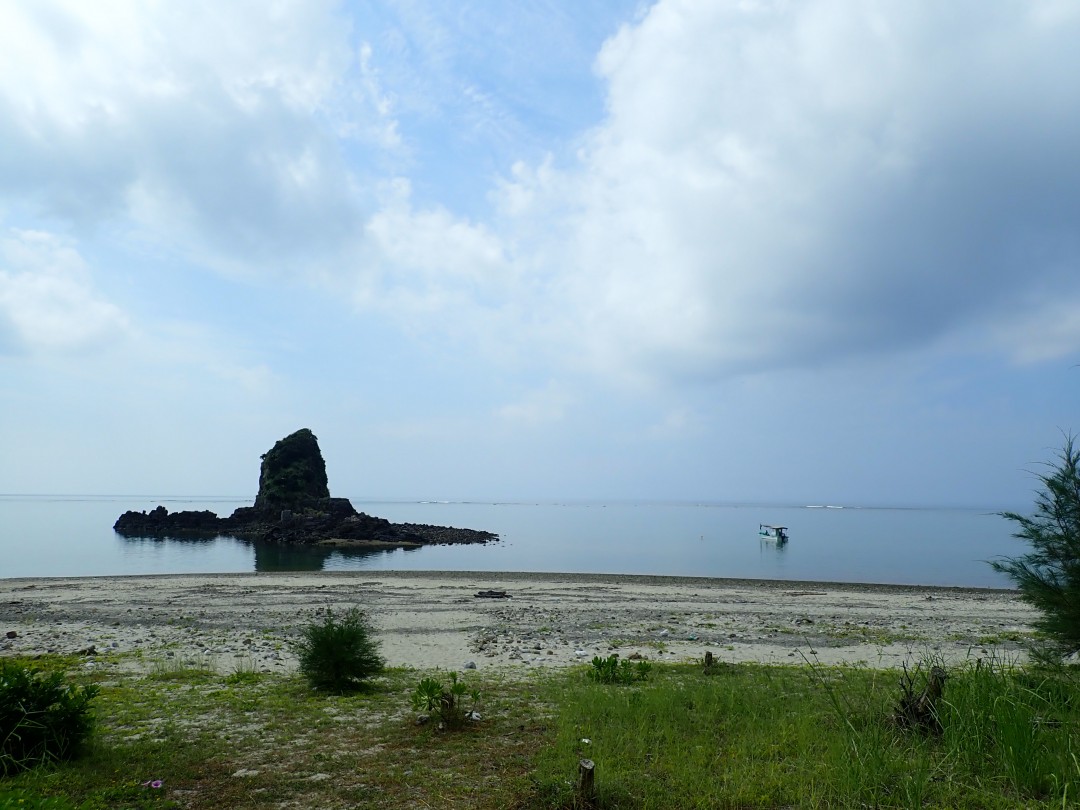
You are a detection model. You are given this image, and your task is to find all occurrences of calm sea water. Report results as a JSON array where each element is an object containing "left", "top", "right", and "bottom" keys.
[{"left": 0, "top": 496, "right": 1022, "bottom": 587}]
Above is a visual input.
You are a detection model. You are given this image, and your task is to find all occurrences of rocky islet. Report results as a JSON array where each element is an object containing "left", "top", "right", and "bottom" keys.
[{"left": 113, "top": 429, "right": 496, "bottom": 548}]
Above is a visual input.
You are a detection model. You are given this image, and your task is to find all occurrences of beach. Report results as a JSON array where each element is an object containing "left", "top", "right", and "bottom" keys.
[{"left": 0, "top": 571, "right": 1036, "bottom": 674}]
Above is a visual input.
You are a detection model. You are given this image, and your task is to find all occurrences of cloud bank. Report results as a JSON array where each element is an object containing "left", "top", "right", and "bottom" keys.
[
  {"left": 1, "top": 0, "right": 1078, "bottom": 387},
  {"left": 494, "top": 0, "right": 1080, "bottom": 381}
]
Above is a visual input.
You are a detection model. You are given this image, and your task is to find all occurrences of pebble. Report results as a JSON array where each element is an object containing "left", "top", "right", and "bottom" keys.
[{"left": 464, "top": 661, "right": 477, "bottom": 669}]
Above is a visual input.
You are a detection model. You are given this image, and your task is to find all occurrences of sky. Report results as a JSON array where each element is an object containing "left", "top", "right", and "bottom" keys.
[{"left": 1, "top": 0, "right": 1079, "bottom": 508}]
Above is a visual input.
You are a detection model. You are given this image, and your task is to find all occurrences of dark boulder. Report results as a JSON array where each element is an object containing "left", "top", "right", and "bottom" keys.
[{"left": 113, "top": 505, "right": 222, "bottom": 537}]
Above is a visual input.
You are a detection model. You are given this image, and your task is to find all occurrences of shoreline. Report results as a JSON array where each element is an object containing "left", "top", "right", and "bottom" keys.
[
  {"left": 0, "top": 568, "right": 1019, "bottom": 592},
  {"left": 1, "top": 571, "right": 1035, "bottom": 675}
]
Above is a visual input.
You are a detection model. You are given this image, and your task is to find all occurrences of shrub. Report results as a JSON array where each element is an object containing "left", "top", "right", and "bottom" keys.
[
  {"left": 992, "top": 437, "right": 1080, "bottom": 660},
  {"left": 587, "top": 654, "right": 651, "bottom": 684},
  {"left": 294, "top": 607, "right": 384, "bottom": 692},
  {"left": 411, "top": 672, "right": 479, "bottom": 730},
  {"left": 0, "top": 662, "right": 99, "bottom": 775}
]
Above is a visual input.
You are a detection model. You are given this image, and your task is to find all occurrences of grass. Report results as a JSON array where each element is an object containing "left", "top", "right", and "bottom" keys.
[
  {"left": 812, "top": 622, "right": 925, "bottom": 645},
  {"left": 2, "top": 654, "right": 1080, "bottom": 808}
]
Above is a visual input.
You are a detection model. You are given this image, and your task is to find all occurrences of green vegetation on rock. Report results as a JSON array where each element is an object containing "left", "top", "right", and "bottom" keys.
[{"left": 252, "top": 428, "right": 330, "bottom": 511}]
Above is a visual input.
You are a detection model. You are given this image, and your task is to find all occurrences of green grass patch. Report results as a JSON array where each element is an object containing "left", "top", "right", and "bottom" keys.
[
  {"left": 534, "top": 658, "right": 1080, "bottom": 808},
  {"left": 3, "top": 654, "right": 1080, "bottom": 808}
]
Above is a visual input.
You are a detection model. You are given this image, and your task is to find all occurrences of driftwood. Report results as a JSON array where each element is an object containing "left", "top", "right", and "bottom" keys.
[
  {"left": 893, "top": 664, "right": 947, "bottom": 733},
  {"left": 475, "top": 590, "right": 510, "bottom": 599}
]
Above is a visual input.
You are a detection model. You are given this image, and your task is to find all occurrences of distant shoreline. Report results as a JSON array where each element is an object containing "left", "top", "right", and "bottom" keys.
[
  {"left": 0, "top": 568, "right": 1018, "bottom": 593},
  {"left": 0, "top": 493, "right": 1018, "bottom": 512}
]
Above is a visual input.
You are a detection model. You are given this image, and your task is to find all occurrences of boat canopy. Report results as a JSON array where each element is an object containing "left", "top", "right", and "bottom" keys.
[{"left": 759, "top": 524, "right": 789, "bottom": 541}]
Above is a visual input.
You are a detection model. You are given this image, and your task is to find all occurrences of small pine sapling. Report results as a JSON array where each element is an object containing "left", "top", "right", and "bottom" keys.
[{"left": 294, "top": 607, "right": 384, "bottom": 692}]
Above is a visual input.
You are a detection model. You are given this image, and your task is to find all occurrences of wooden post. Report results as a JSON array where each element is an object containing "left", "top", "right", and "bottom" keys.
[{"left": 577, "top": 758, "right": 595, "bottom": 806}]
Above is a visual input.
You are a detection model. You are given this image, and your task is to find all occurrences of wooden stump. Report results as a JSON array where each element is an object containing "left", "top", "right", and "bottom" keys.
[
  {"left": 577, "top": 758, "right": 595, "bottom": 806},
  {"left": 894, "top": 664, "right": 947, "bottom": 733}
]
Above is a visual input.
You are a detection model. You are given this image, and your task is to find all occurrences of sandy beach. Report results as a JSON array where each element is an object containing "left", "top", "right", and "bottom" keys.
[{"left": 0, "top": 571, "right": 1037, "bottom": 674}]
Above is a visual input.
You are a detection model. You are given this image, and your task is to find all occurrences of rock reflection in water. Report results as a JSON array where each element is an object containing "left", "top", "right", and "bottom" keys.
[{"left": 251, "top": 540, "right": 415, "bottom": 572}]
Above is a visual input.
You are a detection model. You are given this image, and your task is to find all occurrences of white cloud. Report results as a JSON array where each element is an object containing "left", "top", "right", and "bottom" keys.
[
  {"left": 496, "top": 382, "right": 573, "bottom": 427},
  {"left": 493, "top": 0, "right": 1080, "bottom": 380},
  {"left": 646, "top": 406, "right": 701, "bottom": 440},
  {"left": 367, "top": 180, "right": 507, "bottom": 290},
  {"left": 0, "top": 0, "right": 389, "bottom": 275},
  {"left": 353, "top": 178, "right": 528, "bottom": 354},
  {"left": 994, "top": 297, "right": 1080, "bottom": 365},
  {"left": 328, "top": 0, "right": 1080, "bottom": 384},
  {"left": 0, "top": 229, "right": 130, "bottom": 353},
  {"left": 0, "top": 227, "right": 280, "bottom": 393}
]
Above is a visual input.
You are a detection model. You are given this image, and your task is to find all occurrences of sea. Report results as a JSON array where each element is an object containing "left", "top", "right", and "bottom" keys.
[{"left": 0, "top": 495, "right": 1025, "bottom": 588}]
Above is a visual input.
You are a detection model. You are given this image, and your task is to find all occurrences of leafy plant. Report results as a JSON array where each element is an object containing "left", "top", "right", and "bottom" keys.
[
  {"left": 294, "top": 607, "right": 384, "bottom": 692},
  {"left": 992, "top": 437, "right": 1080, "bottom": 660},
  {"left": 0, "top": 662, "right": 99, "bottom": 775},
  {"left": 411, "top": 672, "right": 479, "bottom": 730},
  {"left": 587, "top": 654, "right": 651, "bottom": 685}
]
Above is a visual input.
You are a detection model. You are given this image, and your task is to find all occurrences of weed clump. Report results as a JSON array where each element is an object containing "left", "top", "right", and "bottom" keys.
[
  {"left": 0, "top": 662, "right": 99, "bottom": 775},
  {"left": 587, "top": 654, "right": 651, "bottom": 685},
  {"left": 891, "top": 662, "right": 947, "bottom": 734},
  {"left": 411, "top": 672, "right": 479, "bottom": 730},
  {"left": 294, "top": 607, "right": 384, "bottom": 692}
]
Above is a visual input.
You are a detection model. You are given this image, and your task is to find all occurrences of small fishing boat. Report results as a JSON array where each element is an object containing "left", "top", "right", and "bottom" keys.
[{"left": 758, "top": 524, "right": 789, "bottom": 543}]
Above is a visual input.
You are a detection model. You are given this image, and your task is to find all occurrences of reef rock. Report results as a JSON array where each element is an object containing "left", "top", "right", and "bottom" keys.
[{"left": 113, "top": 429, "right": 497, "bottom": 548}]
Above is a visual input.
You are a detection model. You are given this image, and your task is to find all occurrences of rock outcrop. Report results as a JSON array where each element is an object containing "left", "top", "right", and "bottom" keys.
[
  {"left": 113, "top": 429, "right": 496, "bottom": 547},
  {"left": 253, "top": 428, "right": 330, "bottom": 511}
]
